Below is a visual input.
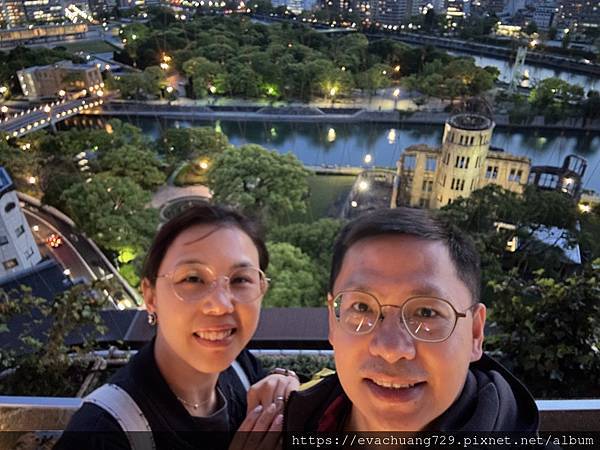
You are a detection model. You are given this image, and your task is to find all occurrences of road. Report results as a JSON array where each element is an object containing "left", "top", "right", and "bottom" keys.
[{"left": 19, "top": 196, "right": 142, "bottom": 308}]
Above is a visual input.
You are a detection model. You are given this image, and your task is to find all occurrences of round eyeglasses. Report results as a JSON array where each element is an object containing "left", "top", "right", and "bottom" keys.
[
  {"left": 156, "top": 264, "right": 269, "bottom": 304},
  {"left": 331, "top": 290, "right": 478, "bottom": 343}
]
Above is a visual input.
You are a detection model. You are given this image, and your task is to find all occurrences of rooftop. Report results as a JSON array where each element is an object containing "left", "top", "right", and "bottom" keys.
[
  {"left": 0, "top": 166, "right": 14, "bottom": 196},
  {"left": 448, "top": 113, "right": 493, "bottom": 131}
]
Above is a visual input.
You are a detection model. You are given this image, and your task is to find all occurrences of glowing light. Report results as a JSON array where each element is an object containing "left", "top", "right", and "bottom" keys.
[
  {"left": 364, "top": 153, "right": 372, "bottom": 164},
  {"left": 327, "top": 127, "right": 336, "bottom": 142},
  {"left": 387, "top": 129, "right": 397, "bottom": 144},
  {"left": 358, "top": 181, "right": 369, "bottom": 191},
  {"left": 351, "top": 200, "right": 358, "bottom": 207}
]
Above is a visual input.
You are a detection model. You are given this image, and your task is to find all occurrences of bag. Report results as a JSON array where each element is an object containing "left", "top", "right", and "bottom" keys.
[{"left": 83, "top": 360, "right": 250, "bottom": 450}]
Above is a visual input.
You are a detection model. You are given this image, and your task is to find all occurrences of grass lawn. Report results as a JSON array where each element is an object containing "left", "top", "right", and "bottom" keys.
[
  {"left": 54, "top": 40, "right": 116, "bottom": 54},
  {"left": 290, "top": 174, "right": 356, "bottom": 222}
]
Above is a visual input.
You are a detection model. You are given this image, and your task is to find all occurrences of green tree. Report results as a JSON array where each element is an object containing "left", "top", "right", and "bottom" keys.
[
  {"left": 98, "top": 144, "right": 166, "bottom": 190},
  {"left": 263, "top": 242, "right": 322, "bottom": 307},
  {"left": 269, "top": 218, "right": 344, "bottom": 296},
  {"left": 182, "top": 56, "right": 223, "bottom": 98},
  {"left": 157, "top": 127, "right": 231, "bottom": 165},
  {"left": 207, "top": 144, "right": 310, "bottom": 225},
  {"left": 486, "top": 262, "right": 600, "bottom": 398},
  {"left": 60, "top": 174, "right": 158, "bottom": 253},
  {"left": 0, "top": 282, "right": 111, "bottom": 396}
]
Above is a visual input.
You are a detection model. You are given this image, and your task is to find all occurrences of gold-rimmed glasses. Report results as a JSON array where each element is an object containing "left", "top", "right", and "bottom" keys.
[{"left": 331, "top": 290, "right": 479, "bottom": 343}]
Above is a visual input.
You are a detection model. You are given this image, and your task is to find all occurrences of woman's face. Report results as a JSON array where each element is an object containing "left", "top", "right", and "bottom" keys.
[{"left": 143, "top": 224, "right": 264, "bottom": 374}]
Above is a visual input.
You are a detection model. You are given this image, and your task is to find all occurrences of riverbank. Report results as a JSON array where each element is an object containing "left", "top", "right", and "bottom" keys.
[{"left": 85, "top": 100, "right": 600, "bottom": 133}]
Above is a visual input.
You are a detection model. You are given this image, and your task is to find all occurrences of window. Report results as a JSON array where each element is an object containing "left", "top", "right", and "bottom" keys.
[
  {"left": 475, "top": 156, "right": 480, "bottom": 168},
  {"left": 3, "top": 258, "right": 18, "bottom": 270},
  {"left": 539, "top": 173, "right": 559, "bottom": 188},
  {"left": 25, "top": 247, "right": 35, "bottom": 259},
  {"left": 465, "top": 157, "right": 470, "bottom": 169},
  {"left": 15, "top": 225, "right": 25, "bottom": 237},
  {"left": 470, "top": 179, "right": 474, "bottom": 191},
  {"left": 425, "top": 157, "right": 437, "bottom": 172},
  {"left": 4, "top": 202, "right": 16, "bottom": 213},
  {"left": 460, "top": 179, "right": 465, "bottom": 191},
  {"left": 403, "top": 155, "right": 417, "bottom": 170},
  {"left": 418, "top": 198, "right": 430, "bottom": 208},
  {"left": 442, "top": 174, "right": 447, "bottom": 187},
  {"left": 0, "top": 235, "right": 7, "bottom": 246},
  {"left": 451, "top": 178, "right": 455, "bottom": 190},
  {"left": 509, "top": 169, "right": 523, "bottom": 182},
  {"left": 422, "top": 180, "right": 433, "bottom": 192},
  {"left": 485, "top": 166, "right": 498, "bottom": 179},
  {"left": 455, "top": 156, "right": 470, "bottom": 169},
  {"left": 459, "top": 135, "right": 464, "bottom": 145}
]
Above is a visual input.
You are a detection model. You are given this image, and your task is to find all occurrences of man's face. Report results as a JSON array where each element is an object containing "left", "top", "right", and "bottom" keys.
[{"left": 328, "top": 234, "right": 486, "bottom": 431}]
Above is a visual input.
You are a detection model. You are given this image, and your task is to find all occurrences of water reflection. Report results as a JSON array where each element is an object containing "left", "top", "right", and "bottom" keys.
[{"left": 88, "top": 117, "right": 600, "bottom": 192}]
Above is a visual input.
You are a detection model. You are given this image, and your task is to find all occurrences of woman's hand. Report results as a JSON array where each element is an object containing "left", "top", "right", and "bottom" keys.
[
  {"left": 246, "top": 373, "right": 300, "bottom": 414},
  {"left": 229, "top": 403, "right": 283, "bottom": 450}
]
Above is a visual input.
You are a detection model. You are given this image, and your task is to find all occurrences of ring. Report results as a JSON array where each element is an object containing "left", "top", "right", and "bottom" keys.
[{"left": 274, "top": 395, "right": 285, "bottom": 402}]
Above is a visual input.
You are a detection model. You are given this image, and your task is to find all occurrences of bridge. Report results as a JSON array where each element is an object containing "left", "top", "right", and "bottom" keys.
[
  {"left": 0, "top": 97, "right": 104, "bottom": 139},
  {"left": 369, "top": 32, "right": 600, "bottom": 77}
]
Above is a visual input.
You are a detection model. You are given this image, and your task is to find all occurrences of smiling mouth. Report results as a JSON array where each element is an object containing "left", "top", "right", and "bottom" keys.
[
  {"left": 193, "top": 329, "right": 236, "bottom": 341},
  {"left": 366, "top": 377, "right": 427, "bottom": 391}
]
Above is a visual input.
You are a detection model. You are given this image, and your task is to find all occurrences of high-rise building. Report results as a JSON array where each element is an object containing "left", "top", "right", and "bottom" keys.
[
  {"left": 371, "top": 0, "right": 413, "bottom": 24},
  {"left": 22, "top": 0, "right": 65, "bottom": 23},
  {"left": 0, "top": 167, "right": 42, "bottom": 281},
  {"left": 532, "top": 0, "right": 558, "bottom": 29},
  {"left": 0, "top": 0, "right": 27, "bottom": 28}
]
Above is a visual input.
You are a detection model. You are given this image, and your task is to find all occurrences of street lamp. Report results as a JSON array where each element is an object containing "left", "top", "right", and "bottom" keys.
[
  {"left": 358, "top": 180, "right": 369, "bottom": 191},
  {"left": 364, "top": 153, "right": 372, "bottom": 164},
  {"left": 393, "top": 88, "right": 400, "bottom": 109},
  {"left": 329, "top": 87, "right": 336, "bottom": 107}
]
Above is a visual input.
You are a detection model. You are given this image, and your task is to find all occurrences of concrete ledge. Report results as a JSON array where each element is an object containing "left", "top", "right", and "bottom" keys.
[{"left": 1, "top": 397, "right": 599, "bottom": 432}]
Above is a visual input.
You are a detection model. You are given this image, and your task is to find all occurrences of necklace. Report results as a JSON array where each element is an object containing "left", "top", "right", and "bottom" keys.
[{"left": 176, "top": 395, "right": 213, "bottom": 410}]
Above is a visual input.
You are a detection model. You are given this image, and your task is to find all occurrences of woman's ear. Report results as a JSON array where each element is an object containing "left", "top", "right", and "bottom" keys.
[{"left": 141, "top": 278, "right": 157, "bottom": 313}]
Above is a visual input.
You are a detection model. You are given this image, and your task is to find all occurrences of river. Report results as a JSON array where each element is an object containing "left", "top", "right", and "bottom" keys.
[
  {"left": 120, "top": 117, "right": 600, "bottom": 193},
  {"left": 447, "top": 51, "right": 600, "bottom": 91}
]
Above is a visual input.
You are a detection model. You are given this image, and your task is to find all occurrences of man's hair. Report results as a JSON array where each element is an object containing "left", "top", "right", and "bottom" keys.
[
  {"left": 142, "top": 203, "right": 268, "bottom": 284},
  {"left": 329, "top": 207, "right": 481, "bottom": 303}
]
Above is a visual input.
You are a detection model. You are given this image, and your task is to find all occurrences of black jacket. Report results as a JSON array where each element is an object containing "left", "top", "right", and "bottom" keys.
[
  {"left": 55, "top": 341, "right": 265, "bottom": 450},
  {"left": 284, "top": 354, "right": 539, "bottom": 434}
]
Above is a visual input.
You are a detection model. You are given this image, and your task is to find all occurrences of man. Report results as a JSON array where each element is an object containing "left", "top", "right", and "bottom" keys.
[{"left": 285, "top": 207, "right": 539, "bottom": 433}]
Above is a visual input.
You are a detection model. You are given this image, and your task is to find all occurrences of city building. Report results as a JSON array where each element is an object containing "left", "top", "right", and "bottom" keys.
[
  {"left": 557, "top": 0, "right": 600, "bottom": 31},
  {"left": 531, "top": 0, "right": 558, "bottom": 29},
  {"left": 528, "top": 154, "right": 587, "bottom": 201},
  {"left": 392, "top": 113, "right": 531, "bottom": 209},
  {"left": 22, "top": 0, "right": 65, "bottom": 24},
  {"left": 0, "top": 24, "right": 87, "bottom": 48},
  {"left": 372, "top": 0, "right": 413, "bottom": 24},
  {"left": 0, "top": 167, "right": 41, "bottom": 282},
  {"left": 17, "top": 61, "right": 103, "bottom": 99},
  {"left": 0, "top": 0, "right": 26, "bottom": 28}
]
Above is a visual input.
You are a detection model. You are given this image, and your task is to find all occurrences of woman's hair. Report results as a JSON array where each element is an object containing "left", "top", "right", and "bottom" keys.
[{"left": 142, "top": 203, "right": 269, "bottom": 284}]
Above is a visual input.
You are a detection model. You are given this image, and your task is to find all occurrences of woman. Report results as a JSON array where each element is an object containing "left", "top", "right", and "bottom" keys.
[{"left": 56, "top": 204, "right": 299, "bottom": 450}]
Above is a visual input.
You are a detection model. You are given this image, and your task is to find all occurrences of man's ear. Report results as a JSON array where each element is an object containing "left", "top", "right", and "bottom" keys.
[
  {"left": 141, "top": 278, "right": 157, "bottom": 313},
  {"left": 470, "top": 303, "right": 486, "bottom": 362}
]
